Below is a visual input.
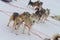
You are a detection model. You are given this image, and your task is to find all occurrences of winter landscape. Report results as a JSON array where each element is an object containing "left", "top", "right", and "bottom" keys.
[{"left": 0, "top": 0, "right": 60, "bottom": 40}]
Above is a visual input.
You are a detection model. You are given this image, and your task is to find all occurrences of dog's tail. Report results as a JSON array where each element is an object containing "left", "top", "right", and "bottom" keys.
[{"left": 13, "top": 12, "right": 19, "bottom": 20}]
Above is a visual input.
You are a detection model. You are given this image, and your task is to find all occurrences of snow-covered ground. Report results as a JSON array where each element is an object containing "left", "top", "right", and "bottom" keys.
[{"left": 0, "top": 0, "right": 60, "bottom": 40}]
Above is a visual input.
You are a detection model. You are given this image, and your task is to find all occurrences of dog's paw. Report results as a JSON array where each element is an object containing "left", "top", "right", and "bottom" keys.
[
  {"left": 7, "top": 25, "right": 9, "bottom": 27},
  {"left": 28, "top": 33, "right": 30, "bottom": 36},
  {"left": 15, "top": 33, "right": 18, "bottom": 35},
  {"left": 22, "top": 32, "right": 25, "bottom": 34},
  {"left": 11, "top": 30, "right": 14, "bottom": 33}
]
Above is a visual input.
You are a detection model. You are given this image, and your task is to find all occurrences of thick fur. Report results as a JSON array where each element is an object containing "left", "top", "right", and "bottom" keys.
[
  {"left": 19, "top": 12, "right": 32, "bottom": 26},
  {"left": 35, "top": 7, "right": 50, "bottom": 23},
  {"left": 7, "top": 12, "right": 22, "bottom": 33},
  {"left": 19, "top": 12, "right": 35, "bottom": 35},
  {"left": 35, "top": 8, "right": 46, "bottom": 22},
  {"left": 44, "top": 34, "right": 60, "bottom": 40},
  {"left": 40, "top": 8, "right": 50, "bottom": 23},
  {"left": 53, "top": 34, "right": 60, "bottom": 40}
]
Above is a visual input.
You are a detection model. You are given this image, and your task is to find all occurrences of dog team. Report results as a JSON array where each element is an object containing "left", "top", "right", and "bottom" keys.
[{"left": 2, "top": 0, "right": 59, "bottom": 40}]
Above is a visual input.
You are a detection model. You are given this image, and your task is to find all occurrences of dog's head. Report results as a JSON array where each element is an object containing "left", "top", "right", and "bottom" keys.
[{"left": 40, "top": 2, "right": 43, "bottom": 5}]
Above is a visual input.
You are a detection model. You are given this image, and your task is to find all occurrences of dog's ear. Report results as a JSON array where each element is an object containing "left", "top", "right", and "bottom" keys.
[{"left": 40, "top": 2, "right": 43, "bottom": 5}]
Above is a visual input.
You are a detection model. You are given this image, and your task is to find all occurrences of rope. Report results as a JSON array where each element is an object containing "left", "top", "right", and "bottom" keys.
[
  {"left": 3, "top": 2, "right": 29, "bottom": 10},
  {"left": 32, "top": 29, "right": 51, "bottom": 37},
  {"left": 24, "top": 23, "right": 44, "bottom": 40},
  {"left": 30, "top": 30, "right": 44, "bottom": 40},
  {"left": 25, "top": 23, "right": 51, "bottom": 40},
  {"left": 47, "top": 19, "right": 60, "bottom": 27},
  {"left": 2, "top": 1, "right": 35, "bottom": 11},
  {"left": 0, "top": 10, "right": 10, "bottom": 16}
]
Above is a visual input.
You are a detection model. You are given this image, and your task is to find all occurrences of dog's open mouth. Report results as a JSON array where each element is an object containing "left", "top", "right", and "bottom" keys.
[{"left": 51, "top": 15, "right": 60, "bottom": 21}]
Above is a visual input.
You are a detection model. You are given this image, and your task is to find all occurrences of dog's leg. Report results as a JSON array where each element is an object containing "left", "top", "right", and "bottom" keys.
[
  {"left": 27, "top": 24, "right": 31, "bottom": 35},
  {"left": 11, "top": 20, "right": 16, "bottom": 32},
  {"left": 43, "top": 16, "right": 48, "bottom": 23},
  {"left": 22, "top": 25, "right": 26, "bottom": 34},
  {"left": 24, "top": 23, "right": 31, "bottom": 35},
  {"left": 28, "top": 28, "right": 30, "bottom": 35},
  {"left": 43, "top": 11, "right": 49, "bottom": 23},
  {"left": 7, "top": 17, "right": 12, "bottom": 27},
  {"left": 37, "top": 16, "right": 41, "bottom": 23},
  {"left": 16, "top": 23, "right": 20, "bottom": 35},
  {"left": 38, "top": 17, "right": 41, "bottom": 22},
  {"left": 40, "top": 15, "right": 44, "bottom": 23},
  {"left": 36, "top": 16, "right": 40, "bottom": 23},
  {"left": 22, "top": 22, "right": 26, "bottom": 34}
]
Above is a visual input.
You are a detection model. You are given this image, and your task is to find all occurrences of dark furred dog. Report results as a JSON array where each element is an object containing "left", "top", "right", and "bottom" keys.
[
  {"left": 28, "top": 0, "right": 34, "bottom": 6},
  {"left": 44, "top": 34, "right": 60, "bottom": 40},
  {"left": 41, "top": 8, "right": 50, "bottom": 23},
  {"left": 28, "top": 0, "right": 43, "bottom": 8},
  {"left": 35, "top": 8, "right": 46, "bottom": 21},
  {"left": 35, "top": 7, "right": 50, "bottom": 23}
]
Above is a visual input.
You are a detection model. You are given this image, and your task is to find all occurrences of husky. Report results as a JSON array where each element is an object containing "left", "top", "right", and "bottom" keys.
[
  {"left": 28, "top": 0, "right": 43, "bottom": 9},
  {"left": 19, "top": 12, "right": 35, "bottom": 35},
  {"left": 40, "top": 8, "right": 50, "bottom": 23},
  {"left": 35, "top": 7, "right": 50, "bottom": 23},
  {"left": 7, "top": 12, "right": 36, "bottom": 35},
  {"left": 53, "top": 34, "right": 60, "bottom": 40},
  {"left": 44, "top": 34, "right": 60, "bottom": 40},
  {"left": 7, "top": 12, "right": 23, "bottom": 33}
]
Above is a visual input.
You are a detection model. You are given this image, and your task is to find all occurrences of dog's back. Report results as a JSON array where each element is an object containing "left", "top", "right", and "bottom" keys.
[
  {"left": 13, "top": 12, "right": 19, "bottom": 20},
  {"left": 19, "top": 12, "right": 31, "bottom": 21},
  {"left": 23, "top": 12, "right": 31, "bottom": 17}
]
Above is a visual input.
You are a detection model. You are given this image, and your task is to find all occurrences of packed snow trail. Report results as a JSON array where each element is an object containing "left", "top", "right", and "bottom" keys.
[{"left": 0, "top": 0, "right": 60, "bottom": 40}]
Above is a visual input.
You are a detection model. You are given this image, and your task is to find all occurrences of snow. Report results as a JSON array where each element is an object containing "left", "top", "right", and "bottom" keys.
[{"left": 0, "top": 0, "right": 60, "bottom": 40}]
